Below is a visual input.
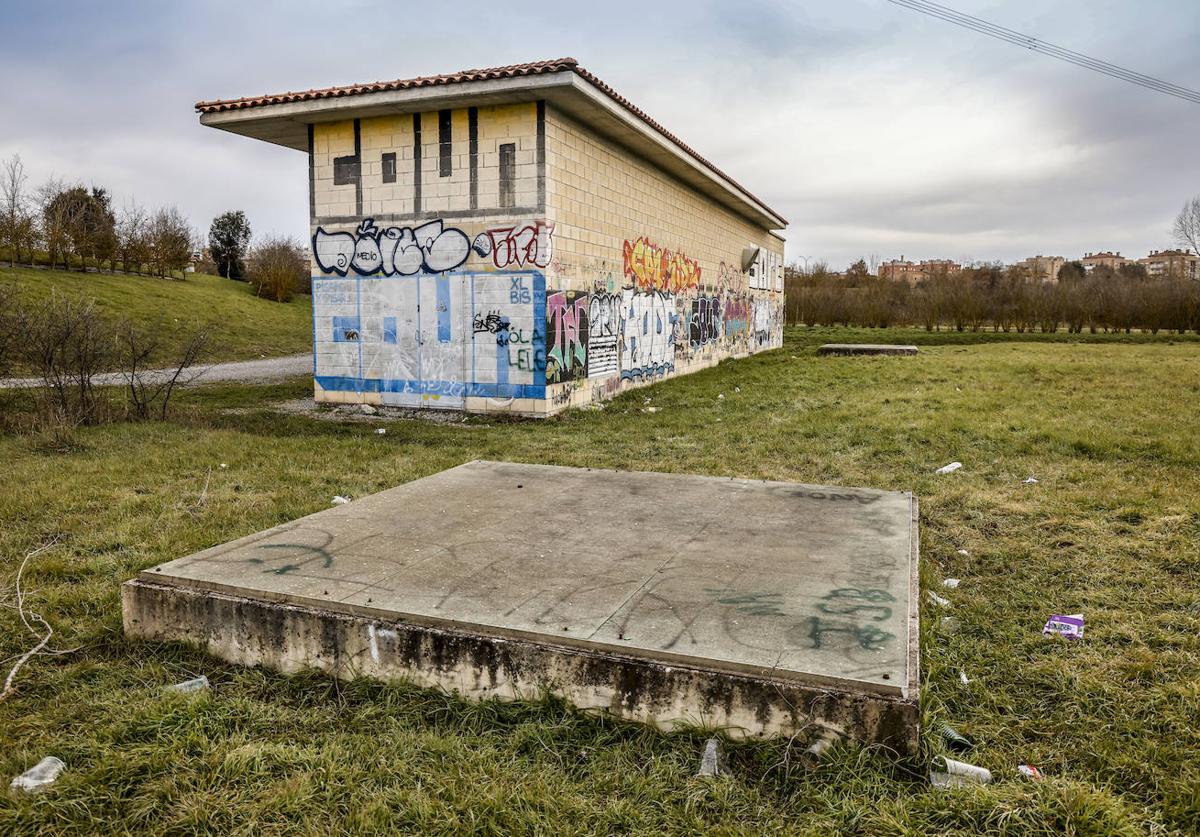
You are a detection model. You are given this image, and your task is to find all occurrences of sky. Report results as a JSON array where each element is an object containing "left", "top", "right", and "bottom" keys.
[{"left": 1, "top": 0, "right": 1197, "bottom": 271}]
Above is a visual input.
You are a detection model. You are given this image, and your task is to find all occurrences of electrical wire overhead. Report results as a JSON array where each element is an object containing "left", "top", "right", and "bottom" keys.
[{"left": 885, "top": 0, "right": 1200, "bottom": 106}]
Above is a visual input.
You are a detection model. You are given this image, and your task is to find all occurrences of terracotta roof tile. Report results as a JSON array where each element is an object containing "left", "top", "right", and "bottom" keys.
[{"left": 195, "top": 58, "right": 785, "bottom": 225}]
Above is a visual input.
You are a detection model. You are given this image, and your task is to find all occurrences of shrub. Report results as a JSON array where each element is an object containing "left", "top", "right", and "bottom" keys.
[{"left": 247, "top": 236, "right": 306, "bottom": 303}]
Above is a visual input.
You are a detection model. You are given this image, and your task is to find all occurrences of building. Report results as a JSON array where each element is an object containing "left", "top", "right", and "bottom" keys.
[
  {"left": 1014, "top": 255, "right": 1065, "bottom": 282},
  {"left": 1080, "top": 251, "right": 1131, "bottom": 273},
  {"left": 195, "top": 59, "right": 786, "bottom": 415},
  {"left": 1138, "top": 249, "right": 1200, "bottom": 280},
  {"left": 877, "top": 256, "right": 960, "bottom": 284}
]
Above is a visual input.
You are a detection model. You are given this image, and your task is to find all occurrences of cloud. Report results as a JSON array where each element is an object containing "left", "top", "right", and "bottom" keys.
[{"left": 1, "top": 0, "right": 1196, "bottom": 269}]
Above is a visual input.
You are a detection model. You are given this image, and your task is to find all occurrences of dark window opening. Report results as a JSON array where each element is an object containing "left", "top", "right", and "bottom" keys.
[
  {"left": 498, "top": 142, "right": 516, "bottom": 208},
  {"left": 381, "top": 152, "right": 397, "bottom": 184},
  {"left": 333, "top": 155, "right": 359, "bottom": 186},
  {"left": 438, "top": 109, "right": 452, "bottom": 177}
]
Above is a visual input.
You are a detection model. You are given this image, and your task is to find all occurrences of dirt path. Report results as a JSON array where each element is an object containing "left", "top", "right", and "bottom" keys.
[{"left": 0, "top": 354, "right": 311, "bottom": 390}]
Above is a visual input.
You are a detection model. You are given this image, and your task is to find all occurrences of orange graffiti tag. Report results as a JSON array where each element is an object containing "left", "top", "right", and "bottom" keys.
[{"left": 622, "top": 237, "right": 701, "bottom": 293}]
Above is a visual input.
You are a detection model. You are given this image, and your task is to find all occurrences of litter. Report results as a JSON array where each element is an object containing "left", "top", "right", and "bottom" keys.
[
  {"left": 930, "top": 755, "right": 992, "bottom": 788},
  {"left": 935, "top": 462, "right": 963, "bottom": 474},
  {"left": 696, "top": 737, "right": 729, "bottom": 777},
  {"left": 928, "top": 591, "right": 951, "bottom": 607},
  {"left": 1022, "top": 476, "right": 1039, "bottom": 484},
  {"left": 1017, "top": 763, "right": 1044, "bottom": 781},
  {"left": 9, "top": 757, "right": 65, "bottom": 794},
  {"left": 959, "top": 670, "right": 970, "bottom": 685},
  {"left": 331, "top": 496, "right": 351, "bottom": 505},
  {"left": 803, "top": 723, "right": 844, "bottom": 767},
  {"left": 939, "top": 724, "right": 974, "bottom": 753},
  {"left": 734, "top": 386, "right": 741, "bottom": 393},
  {"left": 166, "top": 675, "right": 210, "bottom": 694},
  {"left": 717, "top": 393, "right": 725, "bottom": 400},
  {"left": 375, "top": 428, "right": 387, "bottom": 435},
  {"left": 219, "top": 463, "right": 228, "bottom": 469},
  {"left": 644, "top": 406, "right": 659, "bottom": 413},
  {"left": 1043, "top": 613, "right": 1084, "bottom": 639},
  {"left": 956, "top": 549, "right": 970, "bottom": 557},
  {"left": 942, "top": 578, "right": 960, "bottom": 589}
]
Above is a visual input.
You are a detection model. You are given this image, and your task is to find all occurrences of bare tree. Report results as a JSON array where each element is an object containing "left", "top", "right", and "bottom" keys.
[
  {"left": 36, "top": 179, "right": 71, "bottom": 270},
  {"left": 148, "top": 206, "right": 193, "bottom": 278},
  {"left": 115, "top": 201, "right": 149, "bottom": 274},
  {"left": 246, "top": 235, "right": 306, "bottom": 302},
  {"left": 118, "top": 318, "right": 210, "bottom": 420},
  {"left": 1, "top": 154, "right": 30, "bottom": 266},
  {"left": 1174, "top": 196, "right": 1200, "bottom": 255}
]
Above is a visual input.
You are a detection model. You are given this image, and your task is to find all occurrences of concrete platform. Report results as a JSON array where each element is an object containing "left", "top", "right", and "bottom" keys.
[
  {"left": 123, "top": 461, "right": 920, "bottom": 755},
  {"left": 818, "top": 343, "right": 918, "bottom": 356}
]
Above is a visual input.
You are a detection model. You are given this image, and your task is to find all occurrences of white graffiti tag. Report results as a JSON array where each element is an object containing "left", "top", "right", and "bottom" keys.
[{"left": 313, "top": 218, "right": 471, "bottom": 277}]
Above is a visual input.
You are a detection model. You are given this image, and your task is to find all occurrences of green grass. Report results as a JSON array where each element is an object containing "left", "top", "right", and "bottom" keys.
[
  {"left": 0, "top": 266, "right": 312, "bottom": 368},
  {"left": 1, "top": 327, "right": 1198, "bottom": 834}
]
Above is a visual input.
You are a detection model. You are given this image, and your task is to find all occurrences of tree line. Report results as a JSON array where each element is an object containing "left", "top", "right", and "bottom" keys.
[
  {"left": 0, "top": 154, "right": 194, "bottom": 277},
  {"left": 785, "top": 262, "right": 1200, "bottom": 334}
]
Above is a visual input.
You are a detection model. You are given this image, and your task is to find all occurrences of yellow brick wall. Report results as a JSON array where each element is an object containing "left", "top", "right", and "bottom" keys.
[{"left": 541, "top": 104, "right": 785, "bottom": 411}]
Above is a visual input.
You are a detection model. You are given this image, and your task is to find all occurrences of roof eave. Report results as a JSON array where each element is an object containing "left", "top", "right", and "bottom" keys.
[{"left": 199, "top": 71, "right": 787, "bottom": 231}]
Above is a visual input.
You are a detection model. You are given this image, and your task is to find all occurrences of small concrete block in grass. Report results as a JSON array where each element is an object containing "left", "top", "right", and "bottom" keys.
[{"left": 818, "top": 344, "right": 918, "bottom": 356}]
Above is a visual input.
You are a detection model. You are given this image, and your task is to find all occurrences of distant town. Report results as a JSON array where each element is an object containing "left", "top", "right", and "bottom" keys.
[{"left": 864, "top": 248, "right": 1200, "bottom": 283}]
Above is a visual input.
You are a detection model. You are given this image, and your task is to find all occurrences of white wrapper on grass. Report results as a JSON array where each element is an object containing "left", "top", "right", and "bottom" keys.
[
  {"left": 331, "top": 496, "right": 351, "bottom": 505},
  {"left": 1023, "top": 476, "right": 1039, "bottom": 484},
  {"left": 942, "top": 578, "right": 961, "bottom": 589},
  {"left": 935, "top": 462, "right": 963, "bottom": 474},
  {"left": 930, "top": 756, "right": 992, "bottom": 788},
  {"left": 957, "top": 549, "right": 970, "bottom": 557},
  {"left": 959, "top": 670, "right": 970, "bottom": 685},
  {"left": 928, "top": 591, "right": 952, "bottom": 607},
  {"left": 9, "top": 757, "right": 65, "bottom": 794}
]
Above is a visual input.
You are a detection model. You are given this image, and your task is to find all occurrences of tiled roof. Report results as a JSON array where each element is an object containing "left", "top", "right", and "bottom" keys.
[{"left": 195, "top": 58, "right": 785, "bottom": 225}]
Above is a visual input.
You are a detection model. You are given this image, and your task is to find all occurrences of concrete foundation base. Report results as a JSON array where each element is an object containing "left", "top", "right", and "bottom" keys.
[
  {"left": 817, "top": 344, "right": 919, "bottom": 356},
  {"left": 123, "top": 461, "right": 921, "bottom": 756}
]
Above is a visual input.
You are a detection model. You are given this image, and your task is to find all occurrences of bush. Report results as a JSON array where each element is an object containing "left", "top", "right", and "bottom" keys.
[{"left": 247, "top": 236, "right": 306, "bottom": 303}]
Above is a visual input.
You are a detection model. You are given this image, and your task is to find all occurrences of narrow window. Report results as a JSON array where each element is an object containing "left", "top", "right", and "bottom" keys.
[
  {"left": 381, "top": 152, "right": 397, "bottom": 184},
  {"left": 438, "top": 109, "right": 452, "bottom": 177},
  {"left": 498, "top": 142, "right": 516, "bottom": 208},
  {"left": 333, "top": 155, "right": 359, "bottom": 186}
]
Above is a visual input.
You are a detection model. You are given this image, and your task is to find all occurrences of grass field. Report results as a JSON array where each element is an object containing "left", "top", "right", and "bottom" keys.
[
  {"left": 1, "top": 327, "right": 1198, "bottom": 834},
  {"left": 0, "top": 266, "right": 312, "bottom": 368}
]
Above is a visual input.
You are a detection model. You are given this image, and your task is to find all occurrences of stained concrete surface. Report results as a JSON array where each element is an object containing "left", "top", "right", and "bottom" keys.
[
  {"left": 817, "top": 344, "right": 918, "bottom": 356},
  {"left": 125, "top": 461, "right": 919, "bottom": 747}
]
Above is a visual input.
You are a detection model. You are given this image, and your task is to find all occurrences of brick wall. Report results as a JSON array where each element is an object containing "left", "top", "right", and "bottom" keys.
[{"left": 306, "top": 98, "right": 784, "bottom": 415}]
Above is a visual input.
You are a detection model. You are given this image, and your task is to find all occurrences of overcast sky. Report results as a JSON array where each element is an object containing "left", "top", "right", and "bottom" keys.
[{"left": 2, "top": 0, "right": 1197, "bottom": 270}]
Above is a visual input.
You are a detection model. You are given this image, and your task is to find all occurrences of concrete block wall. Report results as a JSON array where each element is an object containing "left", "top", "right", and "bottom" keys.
[
  {"left": 307, "top": 98, "right": 784, "bottom": 415},
  {"left": 541, "top": 106, "right": 784, "bottom": 411}
]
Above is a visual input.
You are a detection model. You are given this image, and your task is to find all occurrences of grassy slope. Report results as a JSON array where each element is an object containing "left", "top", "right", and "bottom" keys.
[
  {"left": 1, "top": 328, "right": 1198, "bottom": 834},
  {"left": 0, "top": 266, "right": 312, "bottom": 367}
]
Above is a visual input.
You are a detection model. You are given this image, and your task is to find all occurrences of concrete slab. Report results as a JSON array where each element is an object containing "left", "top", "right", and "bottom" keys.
[
  {"left": 123, "top": 461, "right": 920, "bottom": 755},
  {"left": 818, "top": 344, "right": 918, "bottom": 356}
]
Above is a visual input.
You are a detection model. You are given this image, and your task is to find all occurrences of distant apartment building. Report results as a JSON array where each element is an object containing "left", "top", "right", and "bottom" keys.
[
  {"left": 1014, "top": 255, "right": 1065, "bottom": 282},
  {"left": 1138, "top": 249, "right": 1200, "bottom": 280},
  {"left": 1080, "top": 251, "right": 1131, "bottom": 272},
  {"left": 878, "top": 256, "right": 961, "bottom": 284}
]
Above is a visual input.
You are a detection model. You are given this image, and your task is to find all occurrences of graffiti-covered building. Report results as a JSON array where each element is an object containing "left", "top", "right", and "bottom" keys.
[{"left": 196, "top": 58, "right": 787, "bottom": 414}]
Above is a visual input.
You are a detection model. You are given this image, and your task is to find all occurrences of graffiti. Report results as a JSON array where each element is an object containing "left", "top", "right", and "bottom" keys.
[
  {"left": 473, "top": 310, "right": 509, "bottom": 336},
  {"left": 546, "top": 290, "right": 589, "bottom": 383},
  {"left": 705, "top": 588, "right": 786, "bottom": 617},
  {"left": 717, "top": 261, "right": 745, "bottom": 293},
  {"left": 816, "top": 588, "right": 894, "bottom": 621},
  {"left": 753, "top": 299, "right": 772, "bottom": 346},
  {"left": 622, "top": 237, "right": 701, "bottom": 293},
  {"left": 509, "top": 275, "right": 533, "bottom": 304},
  {"left": 620, "top": 288, "right": 676, "bottom": 380},
  {"left": 472, "top": 221, "right": 554, "bottom": 270},
  {"left": 689, "top": 295, "right": 721, "bottom": 350},
  {"left": 804, "top": 617, "right": 894, "bottom": 651},
  {"left": 723, "top": 295, "right": 750, "bottom": 342},
  {"left": 587, "top": 292, "right": 620, "bottom": 378},
  {"left": 313, "top": 218, "right": 471, "bottom": 277}
]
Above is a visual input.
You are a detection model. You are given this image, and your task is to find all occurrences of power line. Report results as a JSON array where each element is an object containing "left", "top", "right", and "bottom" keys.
[{"left": 884, "top": 0, "right": 1200, "bottom": 106}]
